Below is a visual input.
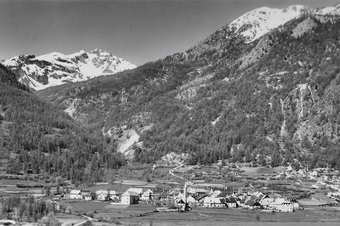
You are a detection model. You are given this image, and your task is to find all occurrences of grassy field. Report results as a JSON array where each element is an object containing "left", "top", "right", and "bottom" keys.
[
  {"left": 0, "top": 179, "right": 44, "bottom": 196},
  {"left": 61, "top": 200, "right": 340, "bottom": 226}
]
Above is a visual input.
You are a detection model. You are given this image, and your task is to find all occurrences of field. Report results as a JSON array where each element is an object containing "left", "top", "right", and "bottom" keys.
[
  {"left": 59, "top": 200, "right": 340, "bottom": 226},
  {"left": 0, "top": 179, "right": 44, "bottom": 197}
]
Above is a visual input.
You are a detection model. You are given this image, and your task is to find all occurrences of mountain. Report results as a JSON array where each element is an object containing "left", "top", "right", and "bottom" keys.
[
  {"left": 0, "top": 63, "right": 126, "bottom": 182},
  {"left": 228, "top": 5, "right": 308, "bottom": 43},
  {"left": 3, "top": 49, "right": 136, "bottom": 90},
  {"left": 38, "top": 4, "right": 340, "bottom": 169}
]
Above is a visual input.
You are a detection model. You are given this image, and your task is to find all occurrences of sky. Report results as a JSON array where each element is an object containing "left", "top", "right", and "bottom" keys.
[{"left": 0, "top": 0, "right": 339, "bottom": 65}]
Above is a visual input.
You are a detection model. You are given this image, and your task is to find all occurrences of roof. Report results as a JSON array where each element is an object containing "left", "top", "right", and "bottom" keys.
[
  {"left": 203, "top": 196, "right": 223, "bottom": 203},
  {"left": 96, "top": 190, "right": 108, "bottom": 194},
  {"left": 192, "top": 193, "right": 208, "bottom": 201},
  {"left": 70, "top": 190, "right": 81, "bottom": 194},
  {"left": 109, "top": 190, "right": 117, "bottom": 195},
  {"left": 122, "top": 191, "right": 140, "bottom": 196},
  {"left": 127, "top": 187, "right": 143, "bottom": 194},
  {"left": 225, "top": 197, "right": 239, "bottom": 203},
  {"left": 142, "top": 189, "right": 153, "bottom": 196}
]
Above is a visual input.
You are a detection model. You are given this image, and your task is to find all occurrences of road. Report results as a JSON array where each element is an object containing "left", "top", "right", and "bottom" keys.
[{"left": 168, "top": 163, "right": 185, "bottom": 181}]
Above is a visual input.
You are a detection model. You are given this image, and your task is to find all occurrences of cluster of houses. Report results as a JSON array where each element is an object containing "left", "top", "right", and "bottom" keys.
[
  {"left": 173, "top": 188, "right": 300, "bottom": 213},
  {"left": 277, "top": 167, "right": 340, "bottom": 183},
  {"left": 67, "top": 188, "right": 153, "bottom": 205},
  {"left": 275, "top": 167, "right": 340, "bottom": 194},
  {"left": 66, "top": 185, "right": 303, "bottom": 213},
  {"left": 63, "top": 166, "right": 340, "bottom": 213}
]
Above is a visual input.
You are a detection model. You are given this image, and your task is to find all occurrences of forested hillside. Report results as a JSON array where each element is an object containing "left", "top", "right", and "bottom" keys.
[
  {"left": 38, "top": 13, "right": 340, "bottom": 170},
  {"left": 0, "top": 64, "right": 125, "bottom": 184}
]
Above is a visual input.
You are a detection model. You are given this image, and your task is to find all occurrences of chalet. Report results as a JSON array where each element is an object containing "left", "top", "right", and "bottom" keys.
[
  {"left": 108, "top": 190, "right": 119, "bottom": 202},
  {"left": 202, "top": 196, "right": 225, "bottom": 208},
  {"left": 82, "top": 190, "right": 92, "bottom": 201},
  {"left": 192, "top": 193, "right": 208, "bottom": 205},
  {"left": 242, "top": 195, "right": 262, "bottom": 209},
  {"left": 96, "top": 190, "right": 109, "bottom": 201},
  {"left": 261, "top": 196, "right": 297, "bottom": 213},
  {"left": 69, "top": 190, "right": 82, "bottom": 200},
  {"left": 175, "top": 193, "right": 197, "bottom": 206},
  {"left": 121, "top": 191, "right": 139, "bottom": 205}
]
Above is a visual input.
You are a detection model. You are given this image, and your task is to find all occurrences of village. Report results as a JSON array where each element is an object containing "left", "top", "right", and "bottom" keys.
[
  {"left": 2, "top": 157, "right": 340, "bottom": 225},
  {"left": 59, "top": 165, "right": 340, "bottom": 213}
]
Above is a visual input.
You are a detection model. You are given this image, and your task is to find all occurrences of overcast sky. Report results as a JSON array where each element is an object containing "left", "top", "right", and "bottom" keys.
[{"left": 0, "top": 0, "right": 339, "bottom": 65}]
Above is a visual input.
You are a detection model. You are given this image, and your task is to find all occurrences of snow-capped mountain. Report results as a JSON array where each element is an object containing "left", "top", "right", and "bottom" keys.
[
  {"left": 315, "top": 4, "right": 340, "bottom": 15},
  {"left": 227, "top": 4, "right": 340, "bottom": 43},
  {"left": 228, "top": 5, "right": 308, "bottom": 43},
  {"left": 3, "top": 49, "right": 136, "bottom": 90}
]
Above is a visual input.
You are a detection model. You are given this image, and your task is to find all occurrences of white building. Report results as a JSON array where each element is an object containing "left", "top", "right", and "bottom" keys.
[
  {"left": 262, "top": 197, "right": 296, "bottom": 213},
  {"left": 82, "top": 191, "right": 92, "bottom": 201},
  {"left": 69, "top": 190, "right": 82, "bottom": 200},
  {"left": 175, "top": 193, "right": 197, "bottom": 206},
  {"left": 121, "top": 191, "right": 139, "bottom": 205},
  {"left": 109, "top": 190, "right": 119, "bottom": 201},
  {"left": 96, "top": 190, "right": 109, "bottom": 201},
  {"left": 202, "top": 196, "right": 225, "bottom": 208}
]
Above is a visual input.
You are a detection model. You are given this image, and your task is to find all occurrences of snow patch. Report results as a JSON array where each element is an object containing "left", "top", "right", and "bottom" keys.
[
  {"left": 315, "top": 5, "right": 340, "bottom": 16},
  {"left": 229, "top": 5, "right": 307, "bottom": 43}
]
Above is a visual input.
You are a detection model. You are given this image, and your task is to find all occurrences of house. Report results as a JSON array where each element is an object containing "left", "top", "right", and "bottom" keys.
[
  {"left": 121, "top": 191, "right": 139, "bottom": 205},
  {"left": 82, "top": 190, "right": 92, "bottom": 201},
  {"left": 108, "top": 190, "right": 119, "bottom": 202},
  {"left": 202, "top": 196, "right": 225, "bottom": 208},
  {"left": 96, "top": 190, "right": 109, "bottom": 201},
  {"left": 270, "top": 202, "right": 294, "bottom": 213},
  {"left": 292, "top": 200, "right": 300, "bottom": 210},
  {"left": 126, "top": 187, "right": 143, "bottom": 196},
  {"left": 243, "top": 196, "right": 262, "bottom": 209},
  {"left": 265, "top": 197, "right": 295, "bottom": 213},
  {"left": 192, "top": 193, "right": 208, "bottom": 205},
  {"left": 69, "top": 190, "right": 82, "bottom": 200},
  {"left": 175, "top": 193, "right": 197, "bottom": 206},
  {"left": 260, "top": 195, "right": 274, "bottom": 207},
  {"left": 177, "top": 199, "right": 191, "bottom": 212}
]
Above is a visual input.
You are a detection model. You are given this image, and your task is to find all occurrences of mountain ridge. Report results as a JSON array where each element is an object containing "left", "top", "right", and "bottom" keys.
[
  {"left": 3, "top": 49, "right": 136, "bottom": 90},
  {"left": 38, "top": 4, "right": 340, "bottom": 169}
]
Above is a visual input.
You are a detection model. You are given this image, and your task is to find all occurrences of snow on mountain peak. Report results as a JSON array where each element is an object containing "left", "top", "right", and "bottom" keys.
[
  {"left": 3, "top": 49, "right": 136, "bottom": 90},
  {"left": 315, "top": 4, "right": 340, "bottom": 16},
  {"left": 229, "top": 5, "right": 308, "bottom": 43}
]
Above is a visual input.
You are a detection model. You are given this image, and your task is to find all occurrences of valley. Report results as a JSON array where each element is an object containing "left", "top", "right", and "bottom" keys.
[{"left": 1, "top": 1, "right": 340, "bottom": 225}]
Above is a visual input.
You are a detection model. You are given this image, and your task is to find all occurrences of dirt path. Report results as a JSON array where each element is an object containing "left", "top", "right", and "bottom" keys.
[{"left": 169, "top": 163, "right": 185, "bottom": 181}]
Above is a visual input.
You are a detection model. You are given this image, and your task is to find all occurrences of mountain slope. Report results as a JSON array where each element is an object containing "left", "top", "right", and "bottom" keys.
[
  {"left": 3, "top": 49, "right": 136, "bottom": 90},
  {"left": 38, "top": 5, "right": 340, "bottom": 168},
  {"left": 0, "top": 63, "right": 126, "bottom": 182}
]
